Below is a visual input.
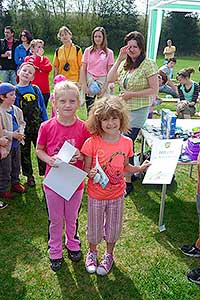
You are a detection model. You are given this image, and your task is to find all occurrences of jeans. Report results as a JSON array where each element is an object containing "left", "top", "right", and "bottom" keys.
[
  {"left": 159, "top": 84, "right": 178, "bottom": 98},
  {"left": 0, "top": 70, "right": 17, "bottom": 85},
  {"left": 0, "top": 146, "right": 21, "bottom": 192}
]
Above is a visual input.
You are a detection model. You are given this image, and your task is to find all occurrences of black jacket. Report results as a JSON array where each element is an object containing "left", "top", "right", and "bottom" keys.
[{"left": 0, "top": 38, "right": 19, "bottom": 70}]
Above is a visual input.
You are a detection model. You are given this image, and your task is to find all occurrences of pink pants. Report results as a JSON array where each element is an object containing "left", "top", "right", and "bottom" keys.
[{"left": 44, "top": 186, "right": 84, "bottom": 259}]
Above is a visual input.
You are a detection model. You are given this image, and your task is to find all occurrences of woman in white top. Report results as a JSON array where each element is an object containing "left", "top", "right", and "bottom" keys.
[{"left": 81, "top": 27, "right": 114, "bottom": 113}]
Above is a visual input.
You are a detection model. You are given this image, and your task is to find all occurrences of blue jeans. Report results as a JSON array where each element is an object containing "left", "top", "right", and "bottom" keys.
[
  {"left": 0, "top": 70, "right": 17, "bottom": 85},
  {"left": 159, "top": 84, "right": 178, "bottom": 98}
]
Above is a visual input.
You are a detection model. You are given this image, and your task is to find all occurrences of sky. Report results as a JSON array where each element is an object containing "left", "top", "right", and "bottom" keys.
[{"left": 135, "top": 0, "right": 147, "bottom": 14}]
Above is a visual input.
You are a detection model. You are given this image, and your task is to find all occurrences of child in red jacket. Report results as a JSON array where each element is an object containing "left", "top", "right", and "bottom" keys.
[{"left": 24, "top": 39, "right": 52, "bottom": 107}]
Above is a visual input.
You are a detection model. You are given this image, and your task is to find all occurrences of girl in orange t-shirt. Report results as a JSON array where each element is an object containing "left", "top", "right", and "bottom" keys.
[{"left": 81, "top": 96, "right": 150, "bottom": 276}]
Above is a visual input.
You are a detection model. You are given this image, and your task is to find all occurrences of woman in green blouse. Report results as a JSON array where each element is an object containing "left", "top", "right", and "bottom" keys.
[{"left": 107, "top": 31, "right": 159, "bottom": 195}]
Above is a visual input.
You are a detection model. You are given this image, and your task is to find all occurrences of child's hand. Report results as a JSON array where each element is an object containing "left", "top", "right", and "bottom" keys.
[
  {"left": 37, "top": 47, "right": 44, "bottom": 56},
  {"left": 70, "top": 150, "right": 82, "bottom": 164},
  {"left": 140, "top": 160, "right": 151, "bottom": 172},
  {"left": 88, "top": 168, "right": 97, "bottom": 179},
  {"left": 0, "top": 136, "right": 9, "bottom": 147},
  {"left": 47, "top": 156, "right": 59, "bottom": 167},
  {"left": 0, "top": 147, "right": 8, "bottom": 159},
  {"left": 12, "top": 131, "right": 25, "bottom": 142}
]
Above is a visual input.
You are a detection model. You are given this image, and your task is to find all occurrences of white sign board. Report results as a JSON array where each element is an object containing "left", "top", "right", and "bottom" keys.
[{"left": 143, "top": 139, "right": 183, "bottom": 184}]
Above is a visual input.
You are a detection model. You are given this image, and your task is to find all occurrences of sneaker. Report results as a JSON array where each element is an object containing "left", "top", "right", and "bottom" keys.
[
  {"left": 125, "top": 182, "right": 133, "bottom": 197},
  {"left": 11, "top": 182, "right": 26, "bottom": 193},
  {"left": 0, "top": 191, "right": 15, "bottom": 199},
  {"left": 67, "top": 248, "right": 81, "bottom": 262},
  {"left": 27, "top": 176, "right": 35, "bottom": 187},
  {"left": 85, "top": 251, "right": 97, "bottom": 274},
  {"left": 187, "top": 268, "right": 200, "bottom": 284},
  {"left": 50, "top": 258, "right": 63, "bottom": 272},
  {"left": 181, "top": 244, "right": 200, "bottom": 258},
  {"left": 96, "top": 253, "right": 114, "bottom": 276},
  {"left": 0, "top": 201, "right": 8, "bottom": 209}
]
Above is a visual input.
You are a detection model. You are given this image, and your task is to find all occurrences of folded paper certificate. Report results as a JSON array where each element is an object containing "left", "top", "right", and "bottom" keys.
[
  {"left": 43, "top": 141, "right": 87, "bottom": 200},
  {"left": 143, "top": 139, "right": 183, "bottom": 184}
]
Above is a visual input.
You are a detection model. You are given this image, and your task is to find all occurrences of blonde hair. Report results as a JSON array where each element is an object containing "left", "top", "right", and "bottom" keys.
[
  {"left": 57, "top": 26, "right": 72, "bottom": 40},
  {"left": 18, "top": 62, "right": 36, "bottom": 76},
  {"left": 30, "top": 39, "right": 44, "bottom": 48},
  {"left": 86, "top": 96, "right": 130, "bottom": 135},
  {"left": 53, "top": 80, "right": 80, "bottom": 104}
]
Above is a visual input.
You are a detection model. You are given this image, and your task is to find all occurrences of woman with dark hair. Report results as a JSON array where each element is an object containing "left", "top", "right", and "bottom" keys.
[
  {"left": 81, "top": 26, "right": 114, "bottom": 113},
  {"left": 176, "top": 67, "right": 199, "bottom": 119},
  {"left": 107, "top": 31, "right": 159, "bottom": 195},
  {"left": 14, "top": 30, "right": 32, "bottom": 69}
]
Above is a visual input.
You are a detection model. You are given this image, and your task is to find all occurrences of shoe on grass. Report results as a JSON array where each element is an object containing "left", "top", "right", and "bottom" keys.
[
  {"left": 11, "top": 182, "right": 26, "bottom": 193},
  {"left": 187, "top": 268, "right": 200, "bottom": 284},
  {"left": 96, "top": 253, "right": 114, "bottom": 276},
  {"left": 50, "top": 258, "right": 63, "bottom": 272},
  {"left": 0, "top": 191, "right": 15, "bottom": 199},
  {"left": 181, "top": 244, "right": 200, "bottom": 258},
  {"left": 0, "top": 201, "right": 8, "bottom": 209},
  {"left": 27, "top": 176, "right": 35, "bottom": 187},
  {"left": 67, "top": 248, "right": 81, "bottom": 262},
  {"left": 85, "top": 251, "right": 97, "bottom": 274}
]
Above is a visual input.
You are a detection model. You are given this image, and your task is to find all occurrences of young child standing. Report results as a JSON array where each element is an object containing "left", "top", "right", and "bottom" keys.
[
  {"left": 0, "top": 83, "right": 26, "bottom": 203},
  {"left": 15, "top": 62, "right": 48, "bottom": 187},
  {"left": 36, "top": 80, "right": 90, "bottom": 272},
  {"left": 24, "top": 39, "right": 52, "bottom": 107},
  {"left": 81, "top": 96, "right": 150, "bottom": 276}
]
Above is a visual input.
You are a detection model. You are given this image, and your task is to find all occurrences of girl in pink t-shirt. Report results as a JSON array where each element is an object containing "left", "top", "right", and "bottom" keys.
[
  {"left": 81, "top": 96, "right": 150, "bottom": 276},
  {"left": 81, "top": 27, "right": 114, "bottom": 114},
  {"left": 36, "top": 81, "right": 90, "bottom": 272}
]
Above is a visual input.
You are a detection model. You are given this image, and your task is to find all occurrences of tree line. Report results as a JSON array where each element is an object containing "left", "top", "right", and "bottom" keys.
[{"left": 0, "top": 0, "right": 199, "bottom": 55}]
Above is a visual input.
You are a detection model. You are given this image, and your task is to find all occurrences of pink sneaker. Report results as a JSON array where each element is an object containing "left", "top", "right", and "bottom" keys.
[
  {"left": 96, "top": 253, "right": 114, "bottom": 276},
  {"left": 85, "top": 251, "right": 97, "bottom": 274}
]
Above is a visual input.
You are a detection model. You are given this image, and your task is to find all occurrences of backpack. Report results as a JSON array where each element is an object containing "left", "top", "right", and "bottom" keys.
[{"left": 15, "top": 85, "right": 43, "bottom": 128}]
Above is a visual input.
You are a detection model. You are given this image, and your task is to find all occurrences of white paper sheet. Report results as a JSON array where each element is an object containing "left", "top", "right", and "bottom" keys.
[
  {"left": 43, "top": 141, "right": 87, "bottom": 200},
  {"left": 43, "top": 162, "right": 87, "bottom": 200},
  {"left": 143, "top": 139, "right": 183, "bottom": 184},
  {"left": 56, "top": 141, "right": 77, "bottom": 164}
]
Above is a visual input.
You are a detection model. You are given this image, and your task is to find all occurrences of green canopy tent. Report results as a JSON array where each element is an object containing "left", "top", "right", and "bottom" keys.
[{"left": 146, "top": 0, "right": 200, "bottom": 60}]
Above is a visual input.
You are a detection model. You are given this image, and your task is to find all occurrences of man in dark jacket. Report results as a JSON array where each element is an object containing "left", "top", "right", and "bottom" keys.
[{"left": 0, "top": 26, "right": 19, "bottom": 85}]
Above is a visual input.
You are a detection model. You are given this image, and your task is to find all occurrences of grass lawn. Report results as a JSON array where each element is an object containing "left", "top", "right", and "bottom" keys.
[{"left": 0, "top": 54, "right": 200, "bottom": 300}]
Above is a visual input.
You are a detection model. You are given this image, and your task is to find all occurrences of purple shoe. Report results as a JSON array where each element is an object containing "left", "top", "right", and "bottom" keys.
[{"left": 96, "top": 253, "right": 114, "bottom": 276}]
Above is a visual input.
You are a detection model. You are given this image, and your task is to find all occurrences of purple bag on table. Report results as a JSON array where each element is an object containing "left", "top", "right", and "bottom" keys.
[{"left": 185, "top": 138, "right": 200, "bottom": 161}]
